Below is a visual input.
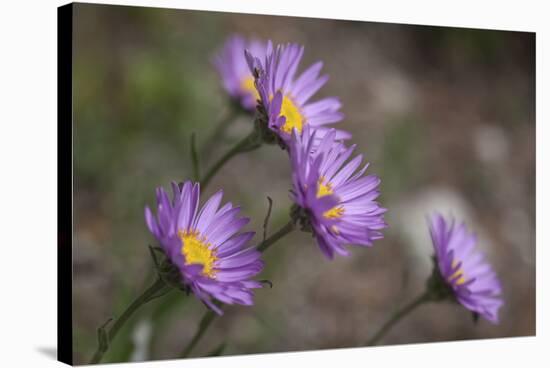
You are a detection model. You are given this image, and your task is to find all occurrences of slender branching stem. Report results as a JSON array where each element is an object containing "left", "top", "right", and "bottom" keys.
[
  {"left": 179, "top": 220, "right": 296, "bottom": 358},
  {"left": 200, "top": 108, "right": 241, "bottom": 160},
  {"left": 89, "top": 278, "right": 169, "bottom": 364},
  {"left": 365, "top": 291, "right": 431, "bottom": 346},
  {"left": 180, "top": 309, "right": 217, "bottom": 358},
  {"left": 257, "top": 220, "right": 295, "bottom": 253},
  {"left": 200, "top": 128, "right": 261, "bottom": 188}
]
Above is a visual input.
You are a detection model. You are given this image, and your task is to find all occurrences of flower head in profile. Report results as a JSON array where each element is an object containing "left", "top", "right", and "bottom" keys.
[
  {"left": 429, "top": 213, "right": 503, "bottom": 323},
  {"left": 145, "top": 181, "right": 264, "bottom": 314},
  {"left": 289, "top": 126, "right": 386, "bottom": 259},
  {"left": 214, "top": 35, "right": 267, "bottom": 111},
  {"left": 245, "top": 42, "right": 350, "bottom": 146}
]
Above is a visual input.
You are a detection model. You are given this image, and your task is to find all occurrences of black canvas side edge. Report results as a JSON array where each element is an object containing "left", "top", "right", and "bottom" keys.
[{"left": 58, "top": 3, "right": 73, "bottom": 366}]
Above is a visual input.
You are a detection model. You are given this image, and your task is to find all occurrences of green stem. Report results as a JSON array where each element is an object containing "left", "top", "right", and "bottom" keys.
[
  {"left": 180, "top": 309, "right": 217, "bottom": 358},
  {"left": 179, "top": 220, "right": 295, "bottom": 358},
  {"left": 257, "top": 220, "right": 295, "bottom": 253},
  {"left": 90, "top": 112, "right": 257, "bottom": 363},
  {"left": 89, "top": 278, "right": 168, "bottom": 364},
  {"left": 200, "top": 108, "right": 241, "bottom": 160},
  {"left": 200, "top": 128, "right": 261, "bottom": 188},
  {"left": 365, "top": 290, "right": 431, "bottom": 346}
]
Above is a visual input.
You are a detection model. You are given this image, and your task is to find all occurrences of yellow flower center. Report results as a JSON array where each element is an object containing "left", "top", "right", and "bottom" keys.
[
  {"left": 317, "top": 177, "right": 334, "bottom": 198},
  {"left": 323, "top": 206, "right": 345, "bottom": 219},
  {"left": 316, "top": 177, "right": 344, "bottom": 220},
  {"left": 178, "top": 230, "right": 217, "bottom": 278},
  {"left": 449, "top": 260, "right": 466, "bottom": 286},
  {"left": 240, "top": 76, "right": 260, "bottom": 101},
  {"left": 279, "top": 95, "right": 304, "bottom": 134}
]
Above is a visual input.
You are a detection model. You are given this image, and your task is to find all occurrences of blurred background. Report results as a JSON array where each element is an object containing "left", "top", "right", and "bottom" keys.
[{"left": 72, "top": 3, "right": 535, "bottom": 364}]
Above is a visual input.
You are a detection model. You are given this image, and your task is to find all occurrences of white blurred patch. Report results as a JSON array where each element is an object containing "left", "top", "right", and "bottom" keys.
[
  {"left": 372, "top": 69, "right": 415, "bottom": 116},
  {"left": 392, "top": 186, "right": 494, "bottom": 276},
  {"left": 473, "top": 124, "right": 509, "bottom": 165},
  {"left": 130, "top": 318, "right": 152, "bottom": 362},
  {"left": 501, "top": 208, "right": 535, "bottom": 265}
]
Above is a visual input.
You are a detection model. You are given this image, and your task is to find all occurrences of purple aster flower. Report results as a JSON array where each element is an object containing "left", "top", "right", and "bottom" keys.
[
  {"left": 289, "top": 125, "right": 387, "bottom": 259},
  {"left": 213, "top": 35, "right": 267, "bottom": 111},
  {"left": 245, "top": 42, "right": 350, "bottom": 145},
  {"left": 144, "top": 181, "right": 264, "bottom": 314},
  {"left": 429, "top": 213, "right": 503, "bottom": 323}
]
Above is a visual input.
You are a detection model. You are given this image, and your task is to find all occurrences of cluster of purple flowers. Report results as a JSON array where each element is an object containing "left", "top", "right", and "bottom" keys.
[
  {"left": 240, "top": 40, "right": 387, "bottom": 260},
  {"left": 144, "top": 35, "right": 502, "bottom": 324}
]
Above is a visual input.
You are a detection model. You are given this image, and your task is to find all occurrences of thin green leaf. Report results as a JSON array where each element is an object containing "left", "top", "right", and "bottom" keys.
[
  {"left": 97, "top": 317, "right": 113, "bottom": 352},
  {"left": 190, "top": 132, "right": 200, "bottom": 181},
  {"left": 148, "top": 245, "right": 160, "bottom": 270},
  {"left": 262, "top": 196, "right": 273, "bottom": 242},
  {"left": 205, "top": 342, "right": 226, "bottom": 357}
]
